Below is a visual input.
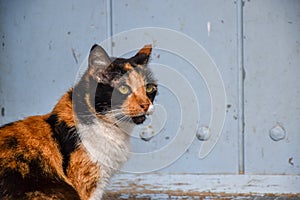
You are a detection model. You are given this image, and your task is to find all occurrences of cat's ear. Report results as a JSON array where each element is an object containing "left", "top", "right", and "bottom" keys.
[
  {"left": 130, "top": 44, "right": 152, "bottom": 65},
  {"left": 88, "top": 44, "right": 111, "bottom": 82}
]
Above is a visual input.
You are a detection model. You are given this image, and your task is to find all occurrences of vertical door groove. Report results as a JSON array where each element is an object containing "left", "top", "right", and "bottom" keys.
[{"left": 237, "top": 0, "right": 245, "bottom": 175}]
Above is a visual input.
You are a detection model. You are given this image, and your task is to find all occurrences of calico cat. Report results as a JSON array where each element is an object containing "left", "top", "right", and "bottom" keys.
[{"left": 0, "top": 44, "right": 157, "bottom": 200}]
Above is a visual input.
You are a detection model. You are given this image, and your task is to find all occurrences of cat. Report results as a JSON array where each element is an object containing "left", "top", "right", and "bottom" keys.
[{"left": 0, "top": 44, "right": 157, "bottom": 200}]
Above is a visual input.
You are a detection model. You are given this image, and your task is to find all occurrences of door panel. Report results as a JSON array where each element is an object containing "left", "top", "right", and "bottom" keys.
[
  {"left": 244, "top": 0, "right": 300, "bottom": 174},
  {"left": 112, "top": 0, "right": 239, "bottom": 173}
]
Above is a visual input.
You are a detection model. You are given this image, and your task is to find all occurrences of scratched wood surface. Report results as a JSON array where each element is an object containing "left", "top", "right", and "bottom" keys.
[
  {"left": 103, "top": 194, "right": 300, "bottom": 200},
  {"left": 104, "top": 173, "right": 300, "bottom": 199}
]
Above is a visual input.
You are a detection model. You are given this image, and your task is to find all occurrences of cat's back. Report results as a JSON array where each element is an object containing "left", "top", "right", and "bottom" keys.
[
  {"left": 1, "top": 115, "right": 56, "bottom": 150},
  {"left": 0, "top": 116, "right": 80, "bottom": 200},
  {"left": 0, "top": 115, "right": 60, "bottom": 167}
]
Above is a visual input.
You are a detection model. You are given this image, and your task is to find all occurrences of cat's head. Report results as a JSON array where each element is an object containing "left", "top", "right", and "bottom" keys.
[{"left": 85, "top": 44, "right": 157, "bottom": 125}]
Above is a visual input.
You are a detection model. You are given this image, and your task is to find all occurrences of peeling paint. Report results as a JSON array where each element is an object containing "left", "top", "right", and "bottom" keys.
[
  {"left": 1, "top": 107, "right": 4, "bottom": 117},
  {"left": 108, "top": 174, "right": 300, "bottom": 196},
  {"left": 71, "top": 48, "right": 78, "bottom": 64},
  {"left": 288, "top": 157, "right": 294, "bottom": 166},
  {"left": 48, "top": 40, "right": 52, "bottom": 50},
  {"left": 207, "top": 21, "right": 211, "bottom": 36}
]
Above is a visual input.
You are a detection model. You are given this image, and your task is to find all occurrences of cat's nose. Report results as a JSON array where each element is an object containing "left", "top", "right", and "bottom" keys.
[
  {"left": 140, "top": 103, "right": 150, "bottom": 112},
  {"left": 140, "top": 103, "right": 154, "bottom": 115}
]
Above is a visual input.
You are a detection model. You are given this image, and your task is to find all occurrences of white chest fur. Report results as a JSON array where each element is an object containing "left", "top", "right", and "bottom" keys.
[{"left": 78, "top": 119, "right": 132, "bottom": 199}]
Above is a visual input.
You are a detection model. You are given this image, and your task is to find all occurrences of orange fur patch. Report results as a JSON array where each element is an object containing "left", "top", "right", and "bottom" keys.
[
  {"left": 52, "top": 91, "right": 75, "bottom": 127},
  {"left": 124, "top": 62, "right": 134, "bottom": 71},
  {"left": 67, "top": 145, "right": 100, "bottom": 200},
  {"left": 0, "top": 116, "right": 66, "bottom": 181},
  {"left": 137, "top": 44, "right": 152, "bottom": 56},
  {"left": 122, "top": 70, "right": 152, "bottom": 116},
  {"left": 125, "top": 92, "right": 151, "bottom": 116}
]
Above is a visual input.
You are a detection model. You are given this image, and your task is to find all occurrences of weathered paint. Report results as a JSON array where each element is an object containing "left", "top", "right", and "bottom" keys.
[{"left": 106, "top": 173, "right": 300, "bottom": 196}]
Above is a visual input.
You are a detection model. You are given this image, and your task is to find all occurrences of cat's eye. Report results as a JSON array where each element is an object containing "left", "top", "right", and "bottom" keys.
[
  {"left": 118, "top": 85, "right": 130, "bottom": 95},
  {"left": 146, "top": 84, "right": 157, "bottom": 94}
]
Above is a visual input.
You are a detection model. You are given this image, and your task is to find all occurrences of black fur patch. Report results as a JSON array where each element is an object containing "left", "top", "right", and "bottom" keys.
[
  {"left": 45, "top": 114, "right": 80, "bottom": 175},
  {"left": 146, "top": 86, "right": 157, "bottom": 103},
  {"left": 94, "top": 83, "right": 114, "bottom": 114},
  {"left": 132, "top": 115, "right": 146, "bottom": 124},
  {"left": 2, "top": 136, "right": 18, "bottom": 149},
  {"left": 90, "top": 44, "right": 99, "bottom": 52},
  {"left": 0, "top": 158, "right": 80, "bottom": 200},
  {"left": 94, "top": 82, "right": 130, "bottom": 116},
  {"left": 67, "top": 89, "right": 73, "bottom": 101},
  {"left": 73, "top": 76, "right": 97, "bottom": 125}
]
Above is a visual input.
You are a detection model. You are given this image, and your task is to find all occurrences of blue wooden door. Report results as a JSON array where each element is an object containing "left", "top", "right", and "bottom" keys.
[{"left": 0, "top": 0, "right": 299, "bottom": 197}]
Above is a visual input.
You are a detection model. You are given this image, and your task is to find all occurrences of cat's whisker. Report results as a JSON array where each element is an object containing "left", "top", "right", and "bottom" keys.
[
  {"left": 106, "top": 112, "right": 124, "bottom": 118},
  {"left": 114, "top": 116, "right": 132, "bottom": 126},
  {"left": 107, "top": 108, "right": 124, "bottom": 112},
  {"left": 108, "top": 109, "right": 123, "bottom": 114}
]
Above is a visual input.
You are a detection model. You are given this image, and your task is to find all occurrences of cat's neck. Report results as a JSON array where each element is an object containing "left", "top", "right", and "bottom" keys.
[
  {"left": 78, "top": 118, "right": 131, "bottom": 165},
  {"left": 79, "top": 118, "right": 131, "bottom": 199}
]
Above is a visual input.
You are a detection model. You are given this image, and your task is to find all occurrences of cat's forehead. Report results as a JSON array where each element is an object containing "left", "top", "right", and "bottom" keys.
[
  {"left": 107, "top": 56, "right": 156, "bottom": 90},
  {"left": 111, "top": 58, "right": 149, "bottom": 78},
  {"left": 111, "top": 61, "right": 145, "bottom": 87},
  {"left": 110, "top": 58, "right": 135, "bottom": 74},
  {"left": 126, "top": 69, "right": 145, "bottom": 90}
]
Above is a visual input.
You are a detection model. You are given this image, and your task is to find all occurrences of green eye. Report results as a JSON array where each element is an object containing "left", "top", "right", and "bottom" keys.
[
  {"left": 146, "top": 84, "right": 156, "bottom": 94},
  {"left": 118, "top": 85, "right": 130, "bottom": 95}
]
